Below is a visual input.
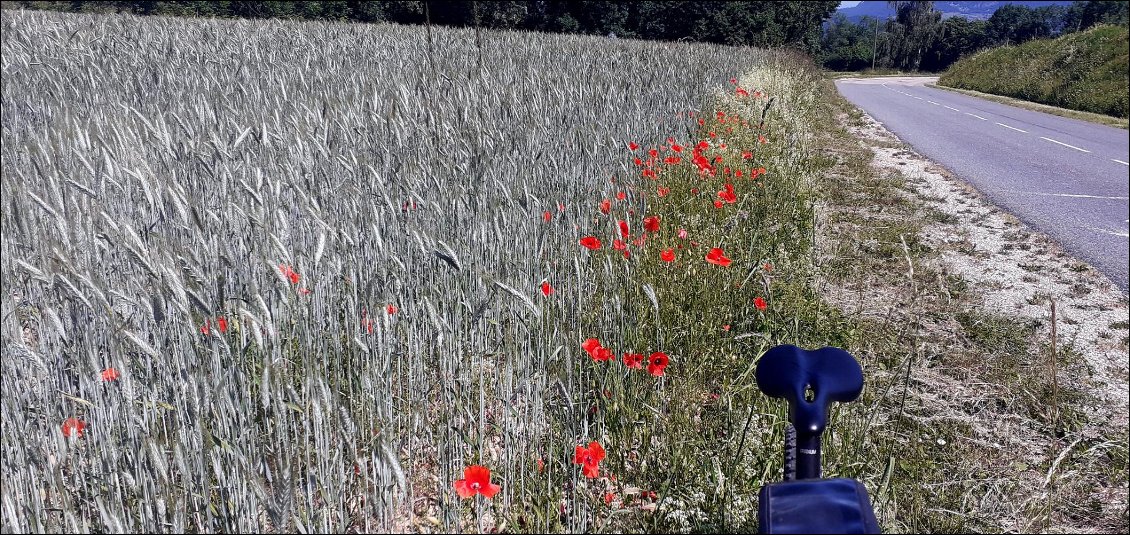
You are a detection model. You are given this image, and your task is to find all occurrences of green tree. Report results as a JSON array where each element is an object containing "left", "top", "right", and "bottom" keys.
[
  {"left": 1064, "top": 0, "right": 1130, "bottom": 32},
  {"left": 886, "top": 1, "right": 941, "bottom": 71},
  {"left": 920, "top": 17, "right": 988, "bottom": 71},
  {"left": 820, "top": 14, "right": 876, "bottom": 71}
]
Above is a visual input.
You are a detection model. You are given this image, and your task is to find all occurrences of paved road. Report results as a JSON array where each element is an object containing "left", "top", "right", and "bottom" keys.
[{"left": 836, "top": 76, "right": 1129, "bottom": 292}]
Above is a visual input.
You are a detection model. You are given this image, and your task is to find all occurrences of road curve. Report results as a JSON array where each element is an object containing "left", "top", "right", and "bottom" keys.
[{"left": 835, "top": 76, "right": 1130, "bottom": 292}]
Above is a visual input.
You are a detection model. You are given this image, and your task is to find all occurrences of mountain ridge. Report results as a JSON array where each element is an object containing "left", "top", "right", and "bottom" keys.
[{"left": 836, "top": 1, "right": 1075, "bottom": 22}]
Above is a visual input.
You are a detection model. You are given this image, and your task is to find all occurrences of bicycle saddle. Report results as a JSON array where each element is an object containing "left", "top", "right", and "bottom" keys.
[{"left": 755, "top": 345, "right": 864, "bottom": 437}]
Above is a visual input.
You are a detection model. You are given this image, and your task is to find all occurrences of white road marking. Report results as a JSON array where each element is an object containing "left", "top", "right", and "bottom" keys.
[
  {"left": 944, "top": 105, "right": 961, "bottom": 111},
  {"left": 1088, "top": 227, "right": 1130, "bottom": 238},
  {"left": 996, "top": 122, "right": 1028, "bottom": 133},
  {"left": 965, "top": 112, "right": 987, "bottom": 120},
  {"left": 1040, "top": 137, "right": 1090, "bottom": 153},
  {"left": 1113, "top": 159, "right": 1129, "bottom": 166},
  {"left": 927, "top": 100, "right": 941, "bottom": 105},
  {"left": 1022, "top": 192, "right": 1129, "bottom": 200},
  {"left": 913, "top": 96, "right": 923, "bottom": 100}
]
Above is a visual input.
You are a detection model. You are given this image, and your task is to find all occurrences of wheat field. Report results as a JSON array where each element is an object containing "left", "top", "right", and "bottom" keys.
[{"left": 0, "top": 8, "right": 843, "bottom": 533}]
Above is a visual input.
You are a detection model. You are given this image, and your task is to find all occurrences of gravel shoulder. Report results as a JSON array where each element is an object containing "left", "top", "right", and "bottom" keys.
[
  {"left": 853, "top": 110, "right": 1129, "bottom": 421},
  {"left": 815, "top": 99, "right": 1129, "bottom": 533}
]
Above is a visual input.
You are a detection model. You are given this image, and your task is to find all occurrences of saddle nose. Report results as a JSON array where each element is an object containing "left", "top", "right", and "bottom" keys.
[{"left": 755, "top": 345, "right": 864, "bottom": 436}]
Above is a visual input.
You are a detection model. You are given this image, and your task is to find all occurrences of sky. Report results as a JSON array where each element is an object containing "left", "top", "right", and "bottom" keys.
[{"left": 840, "top": 1, "right": 863, "bottom": 7}]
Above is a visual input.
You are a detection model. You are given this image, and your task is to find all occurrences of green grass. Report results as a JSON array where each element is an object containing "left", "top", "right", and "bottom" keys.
[{"left": 938, "top": 25, "right": 1130, "bottom": 119}]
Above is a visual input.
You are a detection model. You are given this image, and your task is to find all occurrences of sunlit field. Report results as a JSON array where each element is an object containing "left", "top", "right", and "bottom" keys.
[{"left": 2, "top": 8, "right": 854, "bottom": 533}]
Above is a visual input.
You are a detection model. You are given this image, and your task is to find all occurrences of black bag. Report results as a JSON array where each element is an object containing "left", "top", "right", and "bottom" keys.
[{"left": 758, "top": 478, "right": 880, "bottom": 534}]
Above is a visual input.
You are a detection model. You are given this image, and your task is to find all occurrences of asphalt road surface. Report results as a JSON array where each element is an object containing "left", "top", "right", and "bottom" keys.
[{"left": 836, "top": 76, "right": 1130, "bottom": 292}]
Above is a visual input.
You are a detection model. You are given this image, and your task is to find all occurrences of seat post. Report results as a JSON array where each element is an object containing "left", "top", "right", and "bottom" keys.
[{"left": 796, "top": 432, "right": 821, "bottom": 480}]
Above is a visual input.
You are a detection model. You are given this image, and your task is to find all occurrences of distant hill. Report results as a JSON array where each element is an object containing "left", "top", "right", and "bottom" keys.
[{"left": 837, "top": 1, "right": 1074, "bottom": 22}]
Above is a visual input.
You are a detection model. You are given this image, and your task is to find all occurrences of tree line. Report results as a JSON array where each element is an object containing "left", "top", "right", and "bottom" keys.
[
  {"left": 3, "top": 1, "right": 838, "bottom": 53},
  {"left": 6, "top": 1, "right": 1127, "bottom": 73},
  {"left": 821, "top": 1, "right": 1130, "bottom": 72}
]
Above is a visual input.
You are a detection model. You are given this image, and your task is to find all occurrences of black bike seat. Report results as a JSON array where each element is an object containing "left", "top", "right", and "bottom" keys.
[{"left": 755, "top": 345, "right": 864, "bottom": 437}]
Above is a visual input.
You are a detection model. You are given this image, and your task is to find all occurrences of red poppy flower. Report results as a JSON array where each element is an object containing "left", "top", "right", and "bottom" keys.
[
  {"left": 698, "top": 118, "right": 705, "bottom": 126},
  {"left": 754, "top": 297, "right": 767, "bottom": 310},
  {"left": 297, "top": 288, "right": 311, "bottom": 296},
  {"left": 200, "top": 320, "right": 211, "bottom": 336},
  {"left": 362, "top": 315, "right": 374, "bottom": 333},
  {"left": 764, "top": 262, "right": 773, "bottom": 272},
  {"left": 618, "top": 220, "right": 630, "bottom": 239},
  {"left": 541, "top": 281, "right": 554, "bottom": 296},
  {"left": 386, "top": 304, "right": 398, "bottom": 315},
  {"left": 101, "top": 367, "right": 120, "bottom": 382},
  {"left": 716, "top": 111, "right": 726, "bottom": 120},
  {"left": 612, "top": 239, "right": 627, "bottom": 251},
  {"left": 736, "top": 87, "right": 749, "bottom": 97},
  {"left": 648, "top": 148, "right": 659, "bottom": 158},
  {"left": 713, "top": 200, "right": 724, "bottom": 209},
  {"left": 582, "top": 337, "right": 602, "bottom": 357},
  {"left": 574, "top": 441, "right": 606, "bottom": 479},
  {"left": 623, "top": 352, "right": 644, "bottom": 369},
  {"left": 697, "top": 141, "right": 709, "bottom": 151},
  {"left": 605, "top": 492, "right": 617, "bottom": 505},
  {"left": 705, "top": 248, "right": 732, "bottom": 267},
  {"left": 594, "top": 346, "right": 615, "bottom": 362},
  {"left": 599, "top": 199, "right": 612, "bottom": 214},
  {"left": 579, "top": 237, "right": 602, "bottom": 250},
  {"left": 632, "top": 234, "right": 647, "bottom": 247},
  {"left": 718, "top": 183, "right": 736, "bottom": 204},
  {"left": 657, "top": 187, "right": 670, "bottom": 197},
  {"left": 453, "top": 465, "right": 501, "bottom": 499},
  {"left": 643, "top": 216, "right": 660, "bottom": 233},
  {"left": 648, "top": 352, "right": 669, "bottom": 377},
  {"left": 677, "top": 228, "right": 688, "bottom": 239},
  {"left": 216, "top": 316, "right": 228, "bottom": 333},
  {"left": 634, "top": 157, "right": 643, "bottom": 166},
  {"left": 628, "top": 141, "right": 639, "bottom": 151},
  {"left": 62, "top": 417, "right": 86, "bottom": 438},
  {"left": 722, "top": 324, "right": 731, "bottom": 331},
  {"left": 660, "top": 249, "right": 675, "bottom": 262},
  {"left": 742, "top": 151, "right": 752, "bottom": 159},
  {"left": 279, "top": 264, "right": 300, "bottom": 285},
  {"left": 537, "top": 458, "right": 546, "bottom": 472},
  {"left": 616, "top": 191, "right": 626, "bottom": 201},
  {"left": 671, "top": 143, "right": 683, "bottom": 153},
  {"left": 663, "top": 156, "right": 681, "bottom": 165},
  {"left": 759, "top": 135, "right": 768, "bottom": 144},
  {"left": 543, "top": 211, "right": 552, "bottom": 222},
  {"left": 735, "top": 170, "right": 743, "bottom": 178},
  {"left": 730, "top": 78, "right": 737, "bottom": 84}
]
